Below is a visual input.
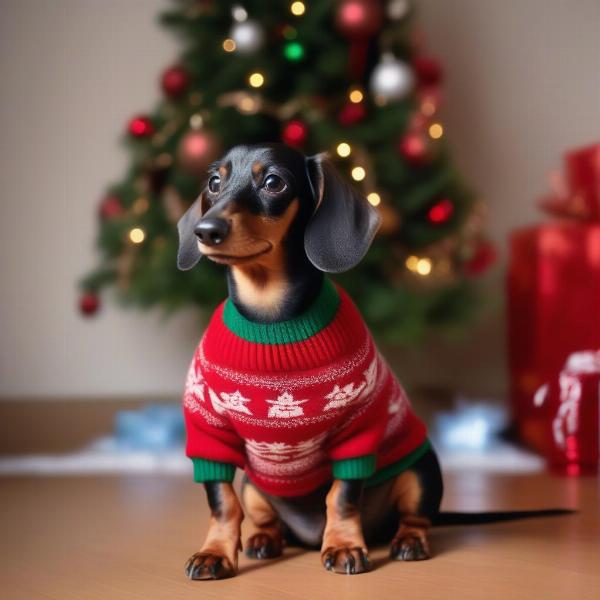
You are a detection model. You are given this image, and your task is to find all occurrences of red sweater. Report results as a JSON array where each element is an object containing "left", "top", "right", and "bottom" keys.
[{"left": 183, "top": 279, "right": 428, "bottom": 497}]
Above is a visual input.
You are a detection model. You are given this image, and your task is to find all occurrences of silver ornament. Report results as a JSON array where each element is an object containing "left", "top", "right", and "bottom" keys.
[
  {"left": 370, "top": 53, "right": 414, "bottom": 101},
  {"left": 387, "top": 0, "right": 410, "bottom": 20},
  {"left": 230, "top": 20, "right": 264, "bottom": 54}
]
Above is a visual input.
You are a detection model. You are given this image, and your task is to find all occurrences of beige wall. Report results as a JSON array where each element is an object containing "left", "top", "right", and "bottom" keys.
[{"left": 1, "top": 0, "right": 599, "bottom": 399}]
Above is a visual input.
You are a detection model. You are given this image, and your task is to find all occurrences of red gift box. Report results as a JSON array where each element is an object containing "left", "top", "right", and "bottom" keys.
[
  {"left": 508, "top": 143, "right": 600, "bottom": 457},
  {"left": 507, "top": 222, "right": 600, "bottom": 453},
  {"left": 533, "top": 351, "right": 600, "bottom": 474}
]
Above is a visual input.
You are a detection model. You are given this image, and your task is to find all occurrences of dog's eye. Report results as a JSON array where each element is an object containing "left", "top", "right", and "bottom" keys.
[
  {"left": 263, "top": 174, "right": 286, "bottom": 194},
  {"left": 208, "top": 175, "right": 221, "bottom": 194}
]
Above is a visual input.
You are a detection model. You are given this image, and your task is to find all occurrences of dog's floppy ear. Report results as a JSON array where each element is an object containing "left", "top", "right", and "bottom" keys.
[
  {"left": 304, "top": 155, "right": 381, "bottom": 273},
  {"left": 177, "top": 195, "right": 203, "bottom": 270}
]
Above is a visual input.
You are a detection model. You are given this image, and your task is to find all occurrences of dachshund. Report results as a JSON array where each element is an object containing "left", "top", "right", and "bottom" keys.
[{"left": 176, "top": 143, "right": 569, "bottom": 580}]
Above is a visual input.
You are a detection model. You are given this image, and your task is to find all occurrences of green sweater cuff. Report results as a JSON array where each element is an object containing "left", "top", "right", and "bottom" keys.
[
  {"left": 332, "top": 454, "right": 377, "bottom": 480},
  {"left": 191, "top": 458, "right": 236, "bottom": 483}
]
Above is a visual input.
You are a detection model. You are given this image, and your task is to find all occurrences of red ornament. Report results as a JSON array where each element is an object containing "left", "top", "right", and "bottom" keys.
[
  {"left": 397, "top": 132, "right": 428, "bottom": 164},
  {"left": 335, "top": 0, "right": 383, "bottom": 38},
  {"left": 99, "top": 195, "right": 124, "bottom": 220},
  {"left": 427, "top": 198, "right": 454, "bottom": 224},
  {"left": 178, "top": 129, "right": 221, "bottom": 174},
  {"left": 413, "top": 56, "right": 443, "bottom": 87},
  {"left": 338, "top": 102, "right": 367, "bottom": 126},
  {"left": 79, "top": 292, "right": 100, "bottom": 316},
  {"left": 282, "top": 120, "right": 308, "bottom": 147},
  {"left": 465, "top": 240, "right": 496, "bottom": 276},
  {"left": 161, "top": 65, "right": 190, "bottom": 99},
  {"left": 128, "top": 115, "right": 154, "bottom": 138}
]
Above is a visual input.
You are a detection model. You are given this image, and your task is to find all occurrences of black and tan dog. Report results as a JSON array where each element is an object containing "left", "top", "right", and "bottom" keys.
[{"left": 176, "top": 143, "right": 567, "bottom": 579}]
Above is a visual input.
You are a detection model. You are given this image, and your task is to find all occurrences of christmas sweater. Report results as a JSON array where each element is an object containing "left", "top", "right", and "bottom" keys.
[{"left": 183, "top": 279, "right": 428, "bottom": 497}]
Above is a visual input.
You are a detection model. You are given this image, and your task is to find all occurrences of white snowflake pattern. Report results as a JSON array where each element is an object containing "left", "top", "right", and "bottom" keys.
[
  {"left": 266, "top": 392, "right": 308, "bottom": 418},
  {"left": 208, "top": 388, "right": 253, "bottom": 415}
]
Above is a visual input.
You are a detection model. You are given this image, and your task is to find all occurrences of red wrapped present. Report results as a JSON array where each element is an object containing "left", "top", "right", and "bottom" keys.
[
  {"left": 508, "top": 143, "right": 600, "bottom": 456},
  {"left": 539, "top": 142, "right": 600, "bottom": 221},
  {"left": 533, "top": 351, "right": 600, "bottom": 474}
]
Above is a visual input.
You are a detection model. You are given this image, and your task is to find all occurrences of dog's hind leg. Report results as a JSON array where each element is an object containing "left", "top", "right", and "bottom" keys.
[
  {"left": 389, "top": 448, "right": 444, "bottom": 561},
  {"left": 241, "top": 478, "right": 284, "bottom": 559}
]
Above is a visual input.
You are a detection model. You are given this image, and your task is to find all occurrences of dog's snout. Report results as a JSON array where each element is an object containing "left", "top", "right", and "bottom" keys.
[{"left": 194, "top": 217, "right": 230, "bottom": 246}]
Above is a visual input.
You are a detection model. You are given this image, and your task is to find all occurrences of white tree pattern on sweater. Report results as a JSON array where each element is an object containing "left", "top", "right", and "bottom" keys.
[
  {"left": 245, "top": 432, "right": 327, "bottom": 462},
  {"left": 266, "top": 392, "right": 308, "bottom": 418}
]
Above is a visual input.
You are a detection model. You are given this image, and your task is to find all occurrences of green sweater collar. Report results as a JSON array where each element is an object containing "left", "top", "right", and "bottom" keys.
[{"left": 222, "top": 279, "right": 340, "bottom": 344}]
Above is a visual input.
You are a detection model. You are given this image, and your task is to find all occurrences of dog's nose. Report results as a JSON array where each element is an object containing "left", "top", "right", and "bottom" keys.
[{"left": 194, "top": 217, "right": 230, "bottom": 246}]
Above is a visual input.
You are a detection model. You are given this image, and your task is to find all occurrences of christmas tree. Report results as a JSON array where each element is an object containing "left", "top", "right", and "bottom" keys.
[{"left": 81, "top": 0, "right": 494, "bottom": 343}]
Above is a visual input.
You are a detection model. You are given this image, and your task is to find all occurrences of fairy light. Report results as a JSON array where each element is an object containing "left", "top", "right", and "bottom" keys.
[
  {"left": 349, "top": 88, "right": 364, "bottom": 103},
  {"left": 336, "top": 142, "right": 352, "bottom": 157},
  {"left": 405, "top": 255, "right": 433, "bottom": 276},
  {"left": 238, "top": 95, "right": 259, "bottom": 114},
  {"left": 290, "top": 1, "right": 306, "bottom": 16},
  {"left": 351, "top": 166, "right": 366, "bottom": 181},
  {"left": 284, "top": 41, "right": 304, "bottom": 61},
  {"left": 405, "top": 255, "right": 420, "bottom": 271},
  {"left": 222, "top": 38, "right": 236, "bottom": 52},
  {"left": 248, "top": 72, "right": 265, "bottom": 88},
  {"left": 189, "top": 114, "right": 204, "bottom": 130},
  {"left": 232, "top": 5, "right": 248, "bottom": 21},
  {"left": 428, "top": 123, "right": 444, "bottom": 139},
  {"left": 367, "top": 192, "right": 381, "bottom": 206},
  {"left": 416, "top": 258, "right": 432, "bottom": 275},
  {"left": 132, "top": 197, "right": 149, "bottom": 215},
  {"left": 421, "top": 99, "right": 436, "bottom": 117},
  {"left": 129, "top": 228, "right": 145, "bottom": 244}
]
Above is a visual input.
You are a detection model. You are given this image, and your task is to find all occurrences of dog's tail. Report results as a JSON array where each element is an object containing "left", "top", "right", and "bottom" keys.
[{"left": 431, "top": 508, "right": 575, "bottom": 526}]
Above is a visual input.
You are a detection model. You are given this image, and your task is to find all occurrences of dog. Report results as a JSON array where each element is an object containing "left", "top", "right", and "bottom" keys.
[
  {"left": 176, "top": 142, "right": 444, "bottom": 579},
  {"left": 177, "top": 143, "right": 574, "bottom": 580}
]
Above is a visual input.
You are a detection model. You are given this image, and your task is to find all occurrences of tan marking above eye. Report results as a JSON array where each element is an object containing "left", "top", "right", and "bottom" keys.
[
  {"left": 218, "top": 165, "right": 228, "bottom": 179},
  {"left": 251, "top": 161, "right": 264, "bottom": 177}
]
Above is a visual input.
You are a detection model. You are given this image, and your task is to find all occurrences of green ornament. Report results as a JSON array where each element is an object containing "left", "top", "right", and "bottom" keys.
[{"left": 284, "top": 41, "right": 304, "bottom": 61}]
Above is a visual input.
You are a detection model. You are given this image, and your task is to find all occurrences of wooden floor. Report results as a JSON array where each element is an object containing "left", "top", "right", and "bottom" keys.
[{"left": 0, "top": 472, "right": 598, "bottom": 600}]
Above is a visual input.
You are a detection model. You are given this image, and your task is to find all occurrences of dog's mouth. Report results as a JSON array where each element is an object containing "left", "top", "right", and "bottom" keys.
[{"left": 200, "top": 243, "right": 272, "bottom": 265}]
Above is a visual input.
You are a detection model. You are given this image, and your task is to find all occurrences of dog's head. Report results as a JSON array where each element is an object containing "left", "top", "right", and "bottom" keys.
[{"left": 177, "top": 143, "right": 380, "bottom": 273}]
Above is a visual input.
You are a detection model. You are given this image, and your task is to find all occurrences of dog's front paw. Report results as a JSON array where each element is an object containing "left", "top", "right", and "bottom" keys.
[
  {"left": 245, "top": 531, "right": 283, "bottom": 559},
  {"left": 185, "top": 552, "right": 236, "bottom": 580},
  {"left": 389, "top": 536, "right": 430, "bottom": 561},
  {"left": 321, "top": 546, "right": 370, "bottom": 574}
]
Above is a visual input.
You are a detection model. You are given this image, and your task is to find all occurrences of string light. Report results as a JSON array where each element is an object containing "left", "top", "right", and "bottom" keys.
[
  {"left": 421, "top": 99, "right": 436, "bottom": 117},
  {"left": 367, "top": 192, "right": 381, "bottom": 206},
  {"left": 248, "top": 72, "right": 265, "bottom": 88},
  {"left": 284, "top": 41, "right": 304, "bottom": 61},
  {"left": 405, "top": 255, "right": 419, "bottom": 271},
  {"left": 416, "top": 258, "right": 433, "bottom": 275},
  {"left": 349, "top": 88, "right": 364, "bottom": 103},
  {"left": 428, "top": 123, "right": 444, "bottom": 139},
  {"left": 129, "top": 228, "right": 145, "bottom": 244},
  {"left": 189, "top": 114, "right": 204, "bottom": 129},
  {"left": 351, "top": 166, "right": 366, "bottom": 181},
  {"left": 406, "top": 255, "right": 432, "bottom": 276},
  {"left": 222, "top": 38, "right": 236, "bottom": 52},
  {"left": 238, "top": 95, "right": 260, "bottom": 114},
  {"left": 336, "top": 142, "right": 352, "bottom": 157},
  {"left": 232, "top": 5, "right": 248, "bottom": 22},
  {"left": 132, "top": 197, "right": 149, "bottom": 215},
  {"left": 290, "top": 1, "right": 306, "bottom": 16}
]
